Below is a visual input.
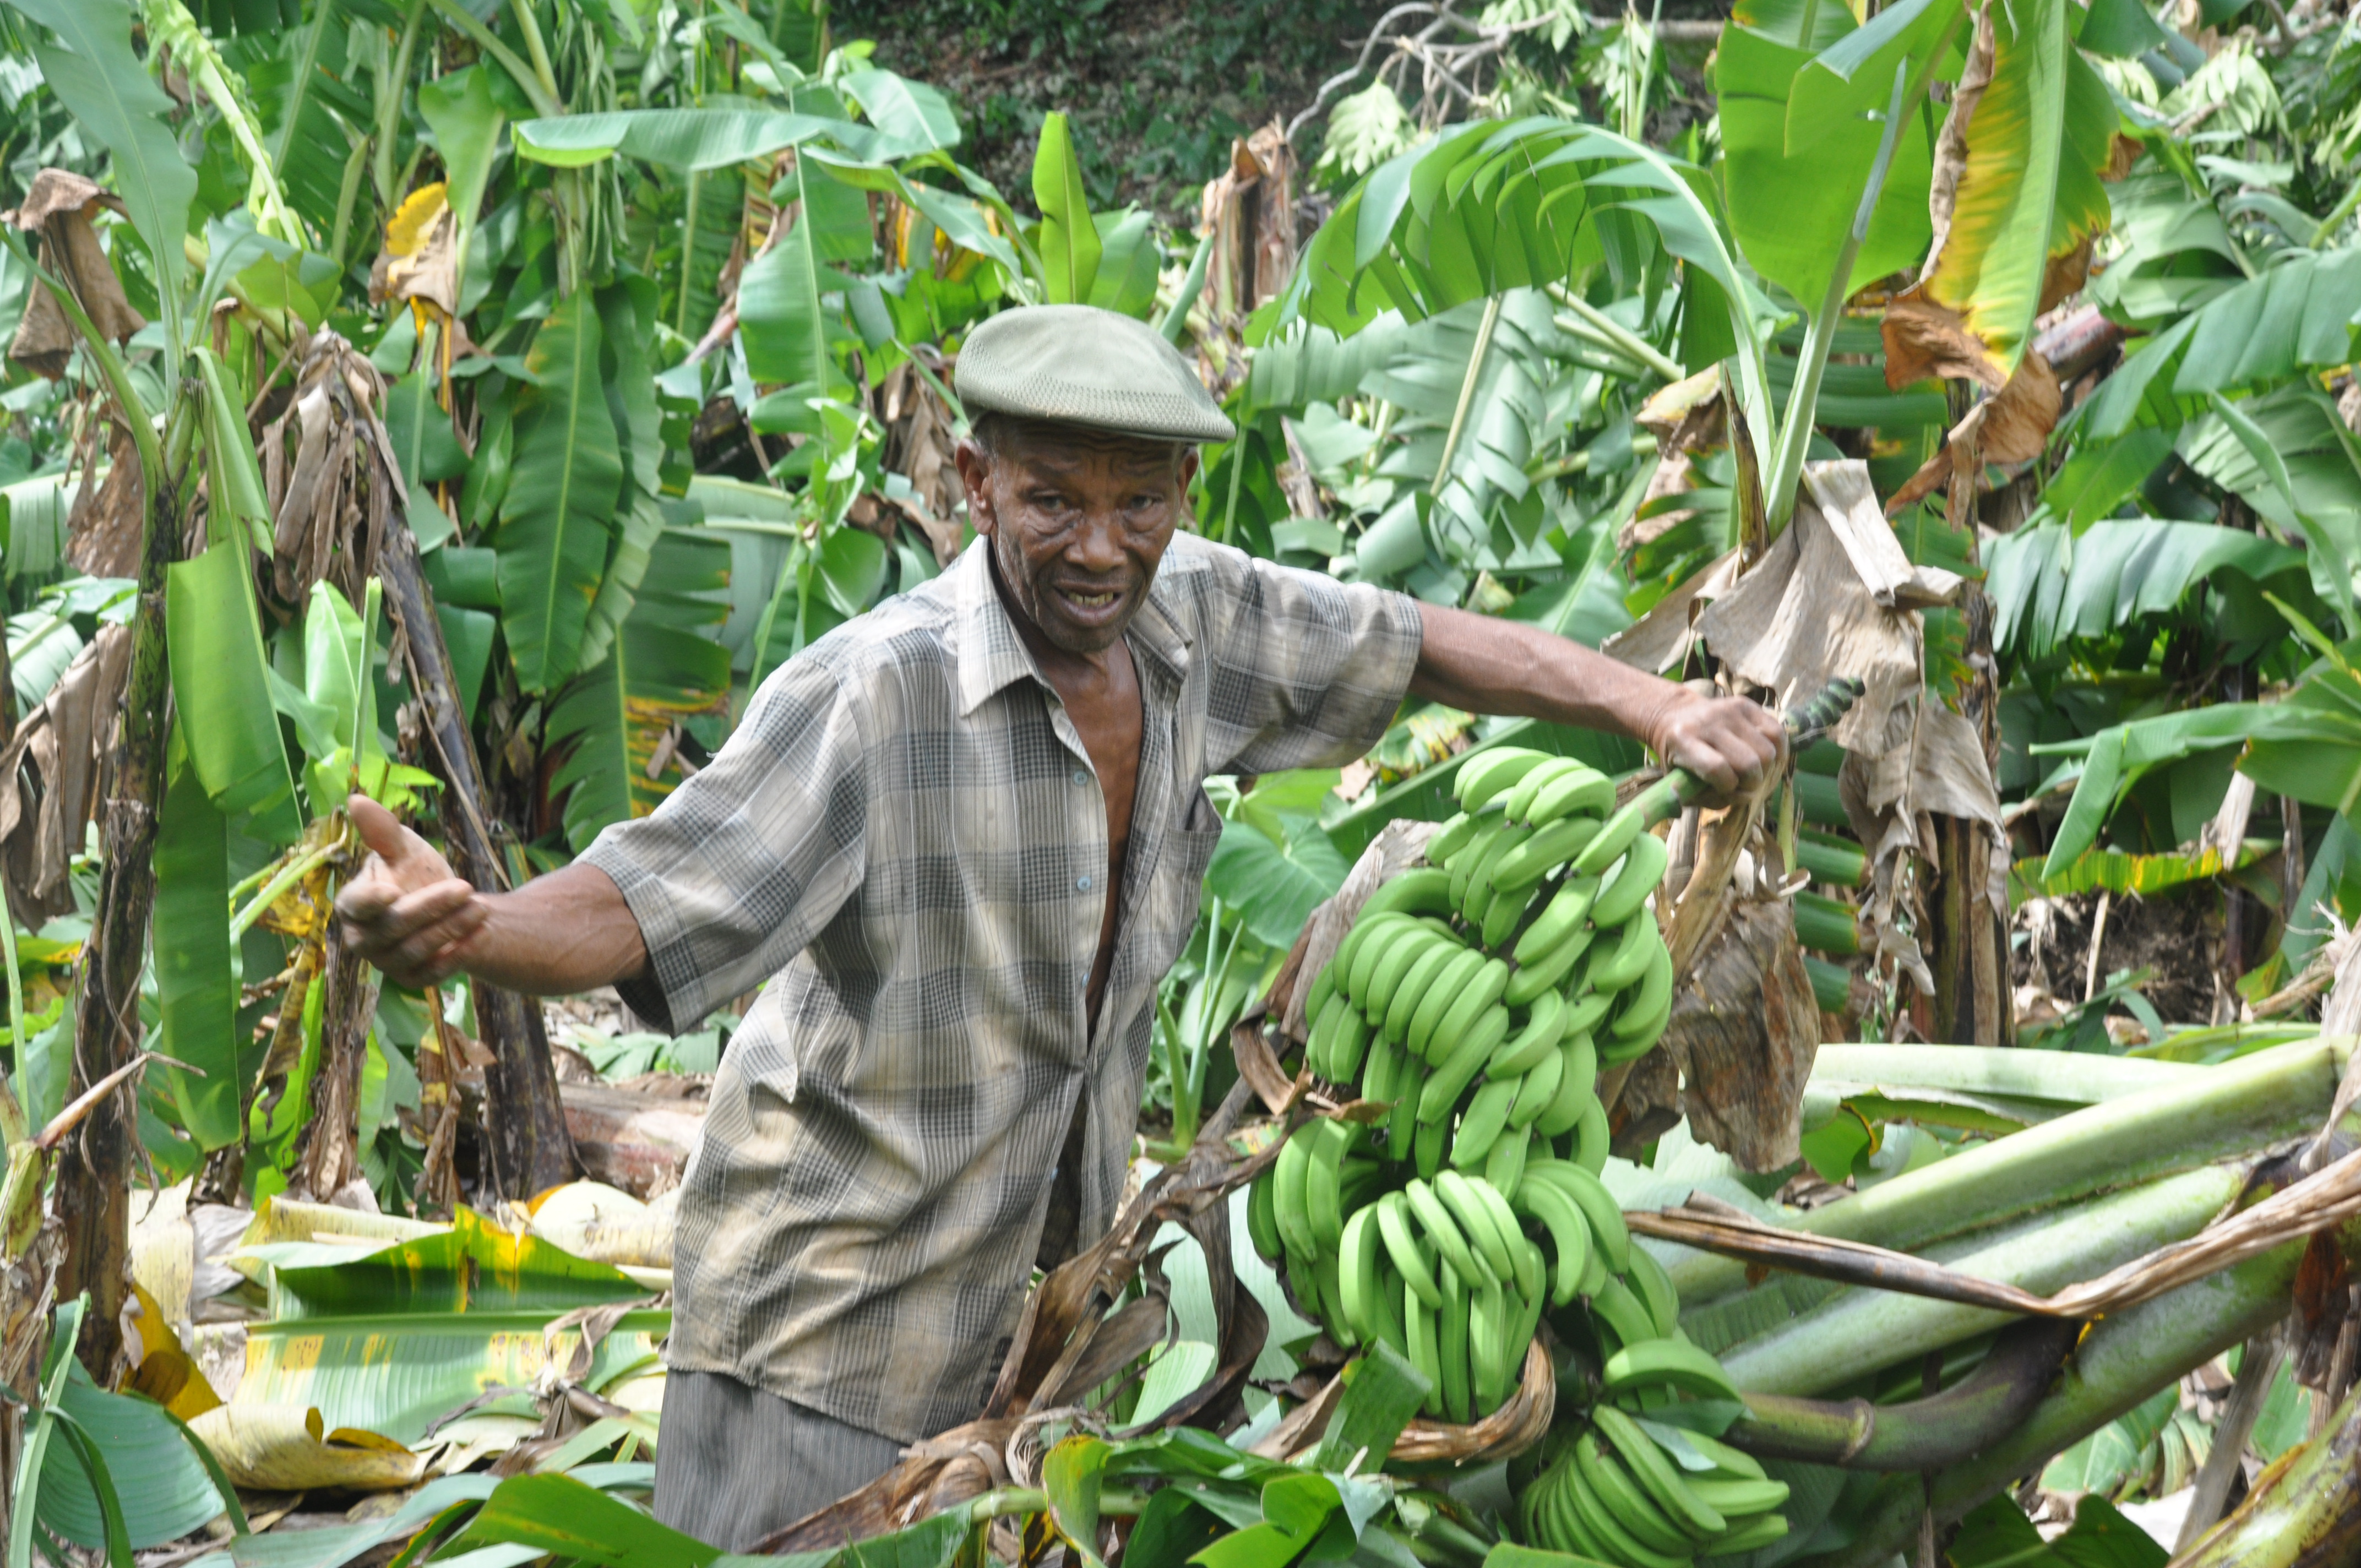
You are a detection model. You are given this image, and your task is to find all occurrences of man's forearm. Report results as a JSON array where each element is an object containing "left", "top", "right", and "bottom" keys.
[
  {"left": 459, "top": 862, "right": 651, "bottom": 997},
  {"left": 1409, "top": 603, "right": 1681, "bottom": 745}
]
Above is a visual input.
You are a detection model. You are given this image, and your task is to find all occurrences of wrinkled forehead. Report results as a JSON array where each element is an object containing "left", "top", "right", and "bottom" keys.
[{"left": 981, "top": 415, "right": 1192, "bottom": 480}]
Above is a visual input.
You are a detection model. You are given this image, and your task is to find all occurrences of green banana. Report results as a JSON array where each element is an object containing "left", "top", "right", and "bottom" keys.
[
  {"left": 1532, "top": 1035, "right": 1599, "bottom": 1138},
  {"left": 1575, "top": 774, "right": 1688, "bottom": 878},
  {"left": 1337, "top": 1202, "right": 1385, "bottom": 1346},
  {"left": 1435, "top": 1170, "right": 1515, "bottom": 1283},
  {"left": 1623, "top": 1242, "right": 1683, "bottom": 1340},
  {"left": 1305, "top": 1118, "right": 1353, "bottom": 1256},
  {"left": 1594, "top": 1405, "right": 1729, "bottom": 1543},
  {"left": 1361, "top": 1027, "right": 1401, "bottom": 1106},
  {"left": 1468, "top": 1268, "right": 1506, "bottom": 1414},
  {"left": 1514, "top": 876, "right": 1600, "bottom": 966},
  {"left": 1457, "top": 748, "right": 1549, "bottom": 812},
  {"left": 1436, "top": 1260, "right": 1473, "bottom": 1424},
  {"left": 1377, "top": 1191, "right": 1444, "bottom": 1310},
  {"left": 1575, "top": 1434, "right": 1694, "bottom": 1558},
  {"left": 1414, "top": 1112, "right": 1448, "bottom": 1179},
  {"left": 1405, "top": 1177, "right": 1483, "bottom": 1286},
  {"left": 1315, "top": 1250, "right": 1353, "bottom": 1345},
  {"left": 1587, "top": 907, "right": 1661, "bottom": 994},
  {"left": 1487, "top": 990, "right": 1569, "bottom": 1078},
  {"left": 1690, "top": 1478, "right": 1790, "bottom": 1516},
  {"left": 1490, "top": 814, "right": 1604, "bottom": 894},
  {"left": 1357, "top": 866, "right": 1456, "bottom": 919},
  {"left": 1306, "top": 992, "right": 1346, "bottom": 1079},
  {"left": 1449, "top": 820, "right": 1509, "bottom": 906},
  {"left": 1385, "top": 939, "right": 1468, "bottom": 1044},
  {"left": 1539, "top": 1460, "right": 1615, "bottom": 1561},
  {"left": 1405, "top": 946, "right": 1487, "bottom": 1055},
  {"left": 1604, "top": 1338, "right": 1742, "bottom": 1404},
  {"left": 1405, "top": 1274, "right": 1444, "bottom": 1417},
  {"left": 1450, "top": 1077, "right": 1520, "bottom": 1171},
  {"left": 1479, "top": 878, "right": 1535, "bottom": 949},
  {"left": 1516, "top": 1178, "right": 1593, "bottom": 1305},
  {"left": 1710, "top": 1515, "right": 1791, "bottom": 1554},
  {"left": 1507, "top": 1043, "right": 1565, "bottom": 1128},
  {"left": 1589, "top": 1276, "right": 1660, "bottom": 1354},
  {"left": 1591, "top": 829, "right": 1670, "bottom": 926},
  {"left": 1530, "top": 1159, "right": 1630, "bottom": 1273},
  {"left": 1306, "top": 965, "right": 1339, "bottom": 1033},
  {"left": 1425, "top": 809, "right": 1481, "bottom": 865},
  {"left": 1526, "top": 766, "right": 1615, "bottom": 826},
  {"left": 1510, "top": 1237, "right": 1548, "bottom": 1369},
  {"left": 1504, "top": 756, "right": 1582, "bottom": 823},
  {"left": 1332, "top": 912, "right": 1406, "bottom": 1000},
  {"left": 1274, "top": 1124, "right": 1319, "bottom": 1259},
  {"left": 1330, "top": 1004, "right": 1374, "bottom": 1085},
  {"left": 1573, "top": 1088, "right": 1611, "bottom": 1173},
  {"left": 1420, "top": 956, "right": 1510, "bottom": 1063},
  {"left": 1370, "top": 932, "right": 1452, "bottom": 1031},
  {"left": 1459, "top": 822, "right": 1534, "bottom": 922},
  {"left": 1563, "top": 986, "right": 1615, "bottom": 1035},
  {"left": 1350, "top": 918, "right": 1421, "bottom": 1010},
  {"left": 1609, "top": 938, "right": 1675, "bottom": 1043},
  {"left": 1503, "top": 922, "right": 1593, "bottom": 1006},
  {"left": 1680, "top": 1430, "right": 1767, "bottom": 1481},
  {"left": 1416, "top": 1004, "right": 1509, "bottom": 1121},
  {"left": 1484, "top": 1124, "right": 1532, "bottom": 1202},
  {"left": 1560, "top": 1449, "right": 1688, "bottom": 1568},
  {"left": 1387, "top": 1051, "right": 1426, "bottom": 1157},
  {"left": 1247, "top": 1170, "right": 1281, "bottom": 1262}
]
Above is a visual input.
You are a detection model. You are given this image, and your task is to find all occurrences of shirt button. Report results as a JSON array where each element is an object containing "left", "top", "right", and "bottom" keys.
[
  {"left": 1072, "top": 769, "right": 1088, "bottom": 785},
  {"left": 1077, "top": 876, "right": 1092, "bottom": 891}
]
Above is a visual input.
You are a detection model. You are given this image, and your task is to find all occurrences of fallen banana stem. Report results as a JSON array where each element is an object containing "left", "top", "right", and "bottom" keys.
[
  {"left": 2173, "top": 1370, "right": 2361, "bottom": 1566},
  {"left": 1724, "top": 1316, "right": 2079, "bottom": 1471},
  {"left": 1652, "top": 1139, "right": 2361, "bottom": 1324},
  {"left": 1670, "top": 1037, "right": 2345, "bottom": 1306}
]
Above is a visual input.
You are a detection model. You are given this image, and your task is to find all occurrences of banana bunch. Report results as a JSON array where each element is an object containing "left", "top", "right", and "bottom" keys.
[
  {"left": 1247, "top": 748, "right": 1695, "bottom": 1424},
  {"left": 1519, "top": 1408, "right": 1793, "bottom": 1565}
]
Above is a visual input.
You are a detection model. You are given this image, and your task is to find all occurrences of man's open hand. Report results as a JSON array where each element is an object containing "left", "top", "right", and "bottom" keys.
[
  {"left": 336, "top": 795, "right": 488, "bottom": 988},
  {"left": 1646, "top": 685, "right": 1787, "bottom": 804}
]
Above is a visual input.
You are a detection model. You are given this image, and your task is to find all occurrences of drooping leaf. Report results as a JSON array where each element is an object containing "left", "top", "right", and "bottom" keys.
[
  {"left": 547, "top": 529, "right": 733, "bottom": 852},
  {"left": 841, "top": 68, "right": 960, "bottom": 155},
  {"left": 153, "top": 737, "right": 240, "bottom": 1150},
  {"left": 1043, "top": 1436, "right": 1111, "bottom": 1568},
  {"left": 1032, "top": 111, "right": 1101, "bottom": 306},
  {"left": 7, "top": 0, "right": 195, "bottom": 358},
  {"left": 165, "top": 540, "right": 302, "bottom": 839},
  {"left": 739, "top": 162, "right": 856, "bottom": 429},
  {"left": 498, "top": 295, "right": 624, "bottom": 692},
  {"left": 512, "top": 109, "right": 883, "bottom": 170}
]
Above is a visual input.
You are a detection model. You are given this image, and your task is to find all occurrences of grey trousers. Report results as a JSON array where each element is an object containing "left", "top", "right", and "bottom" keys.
[{"left": 654, "top": 1369, "right": 906, "bottom": 1550}]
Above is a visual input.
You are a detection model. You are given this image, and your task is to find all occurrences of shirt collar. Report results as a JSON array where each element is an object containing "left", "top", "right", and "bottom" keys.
[{"left": 951, "top": 535, "right": 1195, "bottom": 716}]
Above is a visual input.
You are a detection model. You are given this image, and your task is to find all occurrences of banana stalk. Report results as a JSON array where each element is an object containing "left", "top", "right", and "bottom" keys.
[
  {"left": 1671, "top": 1037, "right": 2345, "bottom": 1307},
  {"left": 1811, "top": 1239, "right": 2307, "bottom": 1568},
  {"left": 1713, "top": 1163, "right": 2248, "bottom": 1396}
]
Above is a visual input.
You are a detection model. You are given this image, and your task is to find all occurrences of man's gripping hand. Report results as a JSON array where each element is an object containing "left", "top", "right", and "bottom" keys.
[
  {"left": 1644, "top": 684, "right": 1788, "bottom": 805},
  {"left": 336, "top": 795, "right": 489, "bottom": 988}
]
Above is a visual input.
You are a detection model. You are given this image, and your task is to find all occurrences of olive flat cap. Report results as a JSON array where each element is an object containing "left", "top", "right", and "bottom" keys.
[{"left": 955, "top": 304, "right": 1234, "bottom": 443}]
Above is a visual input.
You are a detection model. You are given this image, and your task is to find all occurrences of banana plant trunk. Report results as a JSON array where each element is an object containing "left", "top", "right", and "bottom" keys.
[
  {"left": 379, "top": 520, "right": 576, "bottom": 1198},
  {"left": 53, "top": 451, "right": 177, "bottom": 1379}
]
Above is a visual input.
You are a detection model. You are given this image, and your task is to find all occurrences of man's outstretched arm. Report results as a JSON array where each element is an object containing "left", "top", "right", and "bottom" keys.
[
  {"left": 1410, "top": 603, "right": 1787, "bottom": 799},
  {"left": 335, "top": 795, "right": 649, "bottom": 993}
]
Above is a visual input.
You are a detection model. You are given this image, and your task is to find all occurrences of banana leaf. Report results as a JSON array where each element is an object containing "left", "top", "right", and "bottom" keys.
[
  {"left": 498, "top": 295, "right": 624, "bottom": 692},
  {"left": 1032, "top": 111, "right": 1100, "bottom": 305},
  {"left": 166, "top": 538, "right": 303, "bottom": 837},
  {"left": 512, "top": 108, "right": 887, "bottom": 170},
  {"left": 153, "top": 736, "right": 242, "bottom": 1149},
  {"left": 453, "top": 1475, "right": 721, "bottom": 1568},
  {"left": 840, "top": 68, "right": 960, "bottom": 156},
  {"left": 39, "top": 1361, "right": 225, "bottom": 1550},
  {"left": 739, "top": 159, "right": 857, "bottom": 432},
  {"left": 2012, "top": 839, "right": 2273, "bottom": 902}
]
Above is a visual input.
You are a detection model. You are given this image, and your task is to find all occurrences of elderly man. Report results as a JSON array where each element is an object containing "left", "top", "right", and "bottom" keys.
[{"left": 337, "top": 304, "right": 1783, "bottom": 1547}]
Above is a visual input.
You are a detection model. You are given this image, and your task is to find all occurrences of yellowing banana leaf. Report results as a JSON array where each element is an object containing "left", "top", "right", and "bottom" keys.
[
  {"left": 187, "top": 1404, "right": 425, "bottom": 1491},
  {"left": 1895, "top": 0, "right": 2114, "bottom": 385},
  {"left": 2010, "top": 838, "right": 2272, "bottom": 903},
  {"left": 231, "top": 1205, "right": 666, "bottom": 1441}
]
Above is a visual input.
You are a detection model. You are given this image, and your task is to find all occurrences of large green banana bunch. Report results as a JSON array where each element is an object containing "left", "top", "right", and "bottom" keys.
[{"left": 1247, "top": 749, "right": 1692, "bottom": 1426}]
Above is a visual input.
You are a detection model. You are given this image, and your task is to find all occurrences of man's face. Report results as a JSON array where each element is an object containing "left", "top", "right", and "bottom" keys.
[{"left": 955, "top": 418, "right": 1200, "bottom": 657}]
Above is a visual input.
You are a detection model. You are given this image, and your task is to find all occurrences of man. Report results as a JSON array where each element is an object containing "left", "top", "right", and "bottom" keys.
[{"left": 338, "top": 304, "right": 1783, "bottom": 1547}]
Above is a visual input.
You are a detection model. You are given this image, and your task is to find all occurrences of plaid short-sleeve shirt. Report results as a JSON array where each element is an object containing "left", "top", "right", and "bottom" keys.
[{"left": 580, "top": 532, "right": 1422, "bottom": 1443}]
